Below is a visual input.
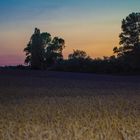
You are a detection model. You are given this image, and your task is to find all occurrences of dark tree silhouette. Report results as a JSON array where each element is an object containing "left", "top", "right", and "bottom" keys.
[
  {"left": 31, "top": 28, "right": 44, "bottom": 69},
  {"left": 45, "top": 37, "right": 65, "bottom": 66},
  {"left": 113, "top": 13, "right": 140, "bottom": 69},
  {"left": 24, "top": 28, "right": 44, "bottom": 69},
  {"left": 113, "top": 12, "right": 140, "bottom": 56},
  {"left": 24, "top": 28, "right": 65, "bottom": 69},
  {"left": 68, "top": 50, "right": 89, "bottom": 60}
]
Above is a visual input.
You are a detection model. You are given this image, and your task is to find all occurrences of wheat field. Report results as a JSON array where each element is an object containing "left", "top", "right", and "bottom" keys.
[{"left": 0, "top": 70, "right": 140, "bottom": 140}]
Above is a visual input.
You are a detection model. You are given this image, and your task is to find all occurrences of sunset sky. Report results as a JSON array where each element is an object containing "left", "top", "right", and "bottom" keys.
[{"left": 0, "top": 0, "right": 140, "bottom": 66}]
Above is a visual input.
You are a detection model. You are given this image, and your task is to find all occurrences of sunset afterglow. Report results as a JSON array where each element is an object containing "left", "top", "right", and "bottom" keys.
[{"left": 0, "top": 0, "right": 140, "bottom": 65}]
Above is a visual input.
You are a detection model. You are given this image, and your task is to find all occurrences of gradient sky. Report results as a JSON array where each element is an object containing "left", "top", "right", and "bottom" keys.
[{"left": 0, "top": 0, "right": 140, "bottom": 65}]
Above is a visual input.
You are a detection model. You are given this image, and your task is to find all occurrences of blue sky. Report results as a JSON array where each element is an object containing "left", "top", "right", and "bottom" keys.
[
  {"left": 1, "top": 0, "right": 139, "bottom": 27},
  {"left": 0, "top": 0, "right": 140, "bottom": 65}
]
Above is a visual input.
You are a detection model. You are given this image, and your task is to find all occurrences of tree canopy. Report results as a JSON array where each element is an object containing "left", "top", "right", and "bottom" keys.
[
  {"left": 113, "top": 12, "right": 140, "bottom": 57},
  {"left": 68, "top": 50, "right": 89, "bottom": 60},
  {"left": 24, "top": 28, "right": 65, "bottom": 69},
  {"left": 45, "top": 37, "right": 65, "bottom": 67},
  {"left": 113, "top": 12, "right": 140, "bottom": 69}
]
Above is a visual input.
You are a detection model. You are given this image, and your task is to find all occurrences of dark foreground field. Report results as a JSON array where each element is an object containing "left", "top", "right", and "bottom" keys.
[
  {"left": 0, "top": 70, "right": 140, "bottom": 139},
  {"left": 1, "top": 69, "right": 140, "bottom": 97}
]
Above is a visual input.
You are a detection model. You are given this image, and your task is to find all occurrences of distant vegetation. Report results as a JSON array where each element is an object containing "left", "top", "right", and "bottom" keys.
[{"left": 23, "top": 12, "right": 140, "bottom": 73}]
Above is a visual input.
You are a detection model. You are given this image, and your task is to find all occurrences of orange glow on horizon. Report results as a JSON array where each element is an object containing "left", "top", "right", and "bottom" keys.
[
  {"left": 0, "top": 0, "right": 139, "bottom": 65},
  {"left": 0, "top": 26, "right": 120, "bottom": 65}
]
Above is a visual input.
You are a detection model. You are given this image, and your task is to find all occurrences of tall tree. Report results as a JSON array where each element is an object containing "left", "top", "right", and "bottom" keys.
[
  {"left": 113, "top": 12, "right": 140, "bottom": 57},
  {"left": 31, "top": 28, "right": 44, "bottom": 69},
  {"left": 24, "top": 28, "right": 44, "bottom": 69},
  {"left": 113, "top": 13, "right": 140, "bottom": 69},
  {"left": 24, "top": 28, "right": 65, "bottom": 69}
]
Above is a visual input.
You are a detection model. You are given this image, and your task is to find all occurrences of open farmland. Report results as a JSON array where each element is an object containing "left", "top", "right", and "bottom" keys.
[{"left": 0, "top": 69, "right": 140, "bottom": 139}]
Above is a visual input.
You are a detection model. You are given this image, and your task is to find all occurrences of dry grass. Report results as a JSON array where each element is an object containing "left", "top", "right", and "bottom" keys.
[
  {"left": 0, "top": 95, "right": 139, "bottom": 140},
  {"left": 0, "top": 70, "right": 140, "bottom": 139}
]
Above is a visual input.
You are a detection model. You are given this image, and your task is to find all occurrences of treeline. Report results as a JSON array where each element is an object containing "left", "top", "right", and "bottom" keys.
[
  {"left": 51, "top": 52, "right": 140, "bottom": 74},
  {"left": 24, "top": 12, "right": 140, "bottom": 74}
]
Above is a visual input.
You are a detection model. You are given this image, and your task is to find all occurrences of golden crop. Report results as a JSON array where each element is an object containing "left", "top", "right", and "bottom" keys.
[{"left": 0, "top": 95, "right": 139, "bottom": 140}]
